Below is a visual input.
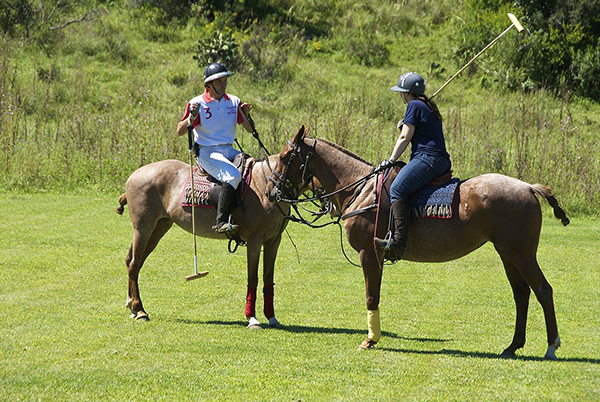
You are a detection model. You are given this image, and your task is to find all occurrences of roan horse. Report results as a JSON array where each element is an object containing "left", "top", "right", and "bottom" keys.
[
  {"left": 116, "top": 156, "right": 289, "bottom": 328},
  {"left": 266, "top": 126, "right": 569, "bottom": 360}
]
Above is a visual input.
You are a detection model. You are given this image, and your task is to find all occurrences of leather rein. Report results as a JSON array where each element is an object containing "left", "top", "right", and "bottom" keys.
[{"left": 269, "top": 137, "right": 386, "bottom": 224}]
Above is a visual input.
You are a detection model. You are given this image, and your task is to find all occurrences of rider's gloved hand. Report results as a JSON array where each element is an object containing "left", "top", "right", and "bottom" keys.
[
  {"left": 378, "top": 159, "right": 394, "bottom": 171},
  {"left": 187, "top": 102, "right": 200, "bottom": 127}
]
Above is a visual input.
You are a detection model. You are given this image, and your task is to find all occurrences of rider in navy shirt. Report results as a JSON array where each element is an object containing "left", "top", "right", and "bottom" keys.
[{"left": 375, "top": 72, "right": 452, "bottom": 258}]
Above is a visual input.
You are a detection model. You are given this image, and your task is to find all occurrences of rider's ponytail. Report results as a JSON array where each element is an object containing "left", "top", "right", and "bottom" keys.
[{"left": 416, "top": 95, "right": 442, "bottom": 121}]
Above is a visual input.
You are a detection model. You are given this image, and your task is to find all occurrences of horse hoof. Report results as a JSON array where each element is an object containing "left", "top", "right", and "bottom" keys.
[
  {"left": 544, "top": 352, "right": 559, "bottom": 361},
  {"left": 135, "top": 312, "right": 149, "bottom": 321},
  {"left": 358, "top": 338, "right": 377, "bottom": 350},
  {"left": 247, "top": 317, "right": 262, "bottom": 329},
  {"left": 267, "top": 317, "right": 282, "bottom": 329},
  {"left": 500, "top": 349, "right": 516, "bottom": 359}
]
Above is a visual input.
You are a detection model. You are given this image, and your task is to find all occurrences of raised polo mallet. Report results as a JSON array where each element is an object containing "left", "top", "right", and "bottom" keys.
[
  {"left": 431, "top": 13, "right": 524, "bottom": 99},
  {"left": 185, "top": 124, "right": 209, "bottom": 281}
]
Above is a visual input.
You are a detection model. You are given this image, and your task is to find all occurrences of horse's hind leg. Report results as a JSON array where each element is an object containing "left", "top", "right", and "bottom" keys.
[
  {"left": 497, "top": 247, "right": 560, "bottom": 360},
  {"left": 496, "top": 249, "right": 530, "bottom": 357},
  {"left": 126, "top": 219, "right": 173, "bottom": 320}
]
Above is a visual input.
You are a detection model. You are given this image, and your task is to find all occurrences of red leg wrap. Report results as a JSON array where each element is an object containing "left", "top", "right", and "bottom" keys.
[
  {"left": 245, "top": 286, "right": 257, "bottom": 319},
  {"left": 263, "top": 284, "right": 274, "bottom": 319}
]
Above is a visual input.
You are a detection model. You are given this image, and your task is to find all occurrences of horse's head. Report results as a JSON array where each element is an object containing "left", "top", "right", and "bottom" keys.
[{"left": 266, "top": 125, "right": 316, "bottom": 203}]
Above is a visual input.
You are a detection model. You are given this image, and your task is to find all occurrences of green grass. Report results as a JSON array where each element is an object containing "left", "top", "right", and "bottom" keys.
[{"left": 1, "top": 192, "right": 598, "bottom": 401}]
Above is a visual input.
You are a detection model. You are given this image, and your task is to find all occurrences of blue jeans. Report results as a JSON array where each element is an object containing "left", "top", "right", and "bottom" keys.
[{"left": 390, "top": 154, "right": 451, "bottom": 203}]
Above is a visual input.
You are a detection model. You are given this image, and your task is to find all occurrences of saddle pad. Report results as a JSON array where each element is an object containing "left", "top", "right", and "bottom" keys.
[
  {"left": 411, "top": 178, "right": 460, "bottom": 219},
  {"left": 181, "top": 161, "right": 254, "bottom": 208},
  {"left": 181, "top": 167, "right": 215, "bottom": 208}
]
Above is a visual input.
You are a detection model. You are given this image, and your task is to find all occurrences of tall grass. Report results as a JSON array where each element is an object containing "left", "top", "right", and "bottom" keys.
[{"left": 0, "top": 2, "right": 598, "bottom": 215}]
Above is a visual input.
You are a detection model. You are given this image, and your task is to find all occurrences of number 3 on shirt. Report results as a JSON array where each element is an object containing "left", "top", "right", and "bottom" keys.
[{"left": 204, "top": 107, "right": 212, "bottom": 120}]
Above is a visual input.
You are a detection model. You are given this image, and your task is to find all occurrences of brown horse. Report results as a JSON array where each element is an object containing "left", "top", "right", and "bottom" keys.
[
  {"left": 266, "top": 126, "right": 569, "bottom": 360},
  {"left": 116, "top": 156, "right": 289, "bottom": 328}
]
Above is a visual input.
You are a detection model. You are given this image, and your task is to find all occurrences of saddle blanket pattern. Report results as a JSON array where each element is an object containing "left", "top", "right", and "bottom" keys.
[
  {"left": 411, "top": 178, "right": 460, "bottom": 219},
  {"left": 181, "top": 167, "right": 215, "bottom": 208},
  {"left": 181, "top": 161, "right": 254, "bottom": 208}
]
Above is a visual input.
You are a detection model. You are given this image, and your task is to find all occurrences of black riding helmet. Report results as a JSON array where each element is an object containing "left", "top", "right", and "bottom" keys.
[
  {"left": 391, "top": 72, "right": 425, "bottom": 95},
  {"left": 203, "top": 62, "right": 234, "bottom": 83}
]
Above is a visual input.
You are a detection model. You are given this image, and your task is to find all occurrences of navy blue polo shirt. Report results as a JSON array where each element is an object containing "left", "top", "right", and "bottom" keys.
[{"left": 403, "top": 99, "right": 450, "bottom": 160}]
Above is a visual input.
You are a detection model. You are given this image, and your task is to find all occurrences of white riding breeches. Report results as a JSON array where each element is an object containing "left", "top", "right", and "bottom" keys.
[{"left": 197, "top": 144, "right": 242, "bottom": 189}]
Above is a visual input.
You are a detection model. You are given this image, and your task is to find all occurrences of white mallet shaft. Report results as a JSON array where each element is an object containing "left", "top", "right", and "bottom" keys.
[{"left": 431, "top": 13, "right": 525, "bottom": 99}]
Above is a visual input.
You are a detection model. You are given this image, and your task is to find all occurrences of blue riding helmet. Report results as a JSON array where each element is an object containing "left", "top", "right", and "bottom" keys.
[{"left": 391, "top": 72, "right": 425, "bottom": 95}]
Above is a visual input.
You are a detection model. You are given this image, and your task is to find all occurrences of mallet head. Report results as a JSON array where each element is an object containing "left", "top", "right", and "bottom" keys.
[
  {"left": 185, "top": 271, "right": 209, "bottom": 281},
  {"left": 508, "top": 13, "right": 524, "bottom": 33}
]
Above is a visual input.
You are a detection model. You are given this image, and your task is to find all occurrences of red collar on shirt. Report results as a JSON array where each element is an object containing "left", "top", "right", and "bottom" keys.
[{"left": 202, "top": 89, "right": 230, "bottom": 103}]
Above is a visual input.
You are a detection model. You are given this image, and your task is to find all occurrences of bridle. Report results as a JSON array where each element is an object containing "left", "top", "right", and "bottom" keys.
[{"left": 268, "top": 137, "right": 317, "bottom": 203}]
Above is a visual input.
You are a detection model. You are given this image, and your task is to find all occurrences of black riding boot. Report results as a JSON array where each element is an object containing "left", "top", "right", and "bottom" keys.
[
  {"left": 213, "top": 183, "right": 239, "bottom": 234},
  {"left": 375, "top": 198, "right": 409, "bottom": 258}
]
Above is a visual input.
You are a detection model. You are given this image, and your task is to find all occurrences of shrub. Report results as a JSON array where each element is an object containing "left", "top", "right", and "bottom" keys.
[{"left": 193, "top": 29, "right": 241, "bottom": 70}]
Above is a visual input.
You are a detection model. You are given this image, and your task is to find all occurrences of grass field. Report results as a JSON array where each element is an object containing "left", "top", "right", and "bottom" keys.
[{"left": 1, "top": 192, "right": 599, "bottom": 401}]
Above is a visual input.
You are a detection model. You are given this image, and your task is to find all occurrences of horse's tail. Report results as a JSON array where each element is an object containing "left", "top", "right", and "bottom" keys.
[
  {"left": 116, "top": 193, "right": 127, "bottom": 215},
  {"left": 530, "top": 184, "right": 570, "bottom": 226}
]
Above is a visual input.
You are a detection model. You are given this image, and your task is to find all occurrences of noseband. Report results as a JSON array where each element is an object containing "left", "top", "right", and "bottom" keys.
[{"left": 269, "top": 138, "right": 317, "bottom": 202}]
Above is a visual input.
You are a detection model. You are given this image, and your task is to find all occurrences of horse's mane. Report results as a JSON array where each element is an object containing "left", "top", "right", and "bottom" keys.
[{"left": 315, "top": 138, "right": 374, "bottom": 166}]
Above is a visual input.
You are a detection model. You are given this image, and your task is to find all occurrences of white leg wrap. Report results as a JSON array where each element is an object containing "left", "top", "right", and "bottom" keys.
[
  {"left": 247, "top": 317, "right": 261, "bottom": 327},
  {"left": 268, "top": 316, "right": 281, "bottom": 328},
  {"left": 544, "top": 335, "right": 561, "bottom": 361}
]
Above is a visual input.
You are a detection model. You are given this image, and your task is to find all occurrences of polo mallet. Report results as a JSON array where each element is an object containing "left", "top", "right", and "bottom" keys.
[
  {"left": 431, "top": 13, "right": 524, "bottom": 99},
  {"left": 185, "top": 124, "right": 209, "bottom": 281}
]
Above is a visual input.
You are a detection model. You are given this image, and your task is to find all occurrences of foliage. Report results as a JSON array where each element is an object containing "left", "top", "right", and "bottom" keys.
[
  {"left": 193, "top": 29, "right": 241, "bottom": 71},
  {"left": 458, "top": 0, "right": 600, "bottom": 100},
  {"left": 0, "top": 0, "right": 599, "bottom": 216},
  {"left": 0, "top": 0, "right": 96, "bottom": 49}
]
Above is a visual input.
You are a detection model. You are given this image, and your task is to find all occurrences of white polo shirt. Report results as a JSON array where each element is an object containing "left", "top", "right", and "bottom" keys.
[{"left": 181, "top": 90, "right": 244, "bottom": 147}]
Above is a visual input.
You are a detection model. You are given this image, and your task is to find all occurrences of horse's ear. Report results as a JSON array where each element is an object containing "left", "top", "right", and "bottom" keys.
[
  {"left": 304, "top": 125, "right": 310, "bottom": 136},
  {"left": 294, "top": 125, "right": 305, "bottom": 142}
]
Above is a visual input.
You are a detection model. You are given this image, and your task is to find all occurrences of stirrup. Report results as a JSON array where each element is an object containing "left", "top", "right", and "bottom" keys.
[
  {"left": 213, "top": 216, "right": 239, "bottom": 234},
  {"left": 374, "top": 231, "right": 393, "bottom": 250}
]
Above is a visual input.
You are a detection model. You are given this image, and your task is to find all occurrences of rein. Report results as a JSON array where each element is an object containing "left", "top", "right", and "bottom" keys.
[
  {"left": 269, "top": 136, "right": 398, "bottom": 267},
  {"left": 230, "top": 115, "right": 303, "bottom": 257},
  {"left": 272, "top": 137, "right": 382, "bottom": 218}
]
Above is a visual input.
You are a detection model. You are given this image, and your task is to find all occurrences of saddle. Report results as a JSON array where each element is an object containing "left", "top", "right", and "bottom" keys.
[
  {"left": 181, "top": 153, "right": 252, "bottom": 208},
  {"left": 341, "top": 164, "right": 456, "bottom": 221},
  {"left": 377, "top": 164, "right": 459, "bottom": 219}
]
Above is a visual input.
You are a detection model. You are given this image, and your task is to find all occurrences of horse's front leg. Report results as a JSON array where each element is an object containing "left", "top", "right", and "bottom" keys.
[
  {"left": 262, "top": 234, "right": 282, "bottom": 328},
  {"left": 358, "top": 248, "right": 383, "bottom": 350},
  {"left": 245, "top": 237, "right": 262, "bottom": 329}
]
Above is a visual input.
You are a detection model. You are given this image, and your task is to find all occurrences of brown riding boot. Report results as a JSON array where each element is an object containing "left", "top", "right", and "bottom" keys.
[
  {"left": 213, "top": 183, "right": 239, "bottom": 234},
  {"left": 374, "top": 198, "right": 409, "bottom": 258}
]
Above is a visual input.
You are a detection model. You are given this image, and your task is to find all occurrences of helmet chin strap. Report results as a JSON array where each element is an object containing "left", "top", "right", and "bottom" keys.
[{"left": 210, "top": 82, "right": 220, "bottom": 97}]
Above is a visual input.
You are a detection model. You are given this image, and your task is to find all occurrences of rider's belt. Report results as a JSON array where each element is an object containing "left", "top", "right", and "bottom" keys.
[
  {"left": 194, "top": 143, "right": 233, "bottom": 157},
  {"left": 197, "top": 143, "right": 233, "bottom": 148}
]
